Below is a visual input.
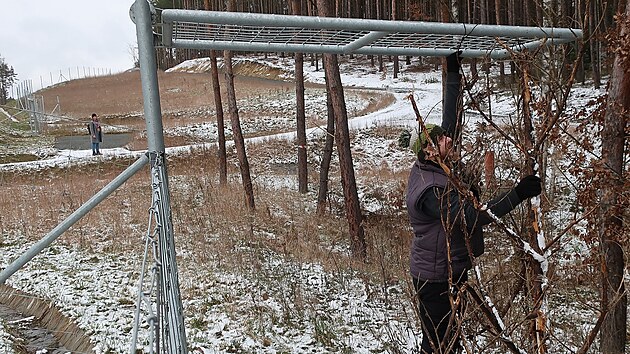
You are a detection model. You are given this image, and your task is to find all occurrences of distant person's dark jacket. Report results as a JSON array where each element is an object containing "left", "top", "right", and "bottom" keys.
[{"left": 89, "top": 121, "right": 102, "bottom": 143}]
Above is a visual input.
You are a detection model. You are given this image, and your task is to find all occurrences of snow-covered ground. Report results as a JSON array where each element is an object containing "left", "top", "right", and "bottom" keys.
[{"left": 0, "top": 54, "right": 612, "bottom": 353}]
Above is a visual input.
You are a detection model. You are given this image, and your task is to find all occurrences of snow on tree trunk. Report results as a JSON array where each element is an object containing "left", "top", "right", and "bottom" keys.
[{"left": 520, "top": 59, "right": 549, "bottom": 354}]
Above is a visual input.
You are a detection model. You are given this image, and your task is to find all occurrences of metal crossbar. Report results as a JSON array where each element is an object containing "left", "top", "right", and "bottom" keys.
[{"left": 161, "top": 10, "right": 583, "bottom": 58}]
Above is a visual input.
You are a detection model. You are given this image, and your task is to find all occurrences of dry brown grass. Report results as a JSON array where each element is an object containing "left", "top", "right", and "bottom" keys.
[
  {"left": 0, "top": 158, "right": 150, "bottom": 252},
  {"left": 0, "top": 123, "right": 607, "bottom": 351},
  {"left": 40, "top": 68, "right": 303, "bottom": 120},
  {"left": 0, "top": 139, "right": 409, "bottom": 276}
]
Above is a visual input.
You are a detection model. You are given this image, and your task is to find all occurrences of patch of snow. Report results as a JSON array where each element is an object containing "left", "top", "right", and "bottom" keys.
[{"left": 0, "top": 321, "right": 16, "bottom": 354}]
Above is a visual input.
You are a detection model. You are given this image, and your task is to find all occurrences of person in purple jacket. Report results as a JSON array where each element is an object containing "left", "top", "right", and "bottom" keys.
[{"left": 406, "top": 53, "right": 542, "bottom": 353}]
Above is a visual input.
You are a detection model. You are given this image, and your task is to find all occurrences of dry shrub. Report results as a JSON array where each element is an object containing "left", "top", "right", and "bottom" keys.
[
  {"left": 156, "top": 140, "right": 414, "bottom": 289},
  {"left": 0, "top": 158, "right": 152, "bottom": 253}
]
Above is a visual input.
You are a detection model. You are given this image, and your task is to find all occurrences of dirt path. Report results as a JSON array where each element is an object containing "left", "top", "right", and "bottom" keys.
[
  {"left": 54, "top": 133, "right": 132, "bottom": 150},
  {"left": 37, "top": 69, "right": 392, "bottom": 152}
]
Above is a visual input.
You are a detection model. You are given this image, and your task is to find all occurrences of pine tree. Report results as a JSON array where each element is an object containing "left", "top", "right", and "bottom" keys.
[{"left": 0, "top": 56, "right": 17, "bottom": 105}]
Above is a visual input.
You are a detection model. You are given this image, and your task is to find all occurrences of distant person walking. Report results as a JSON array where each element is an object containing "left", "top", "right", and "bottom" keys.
[{"left": 88, "top": 113, "right": 102, "bottom": 155}]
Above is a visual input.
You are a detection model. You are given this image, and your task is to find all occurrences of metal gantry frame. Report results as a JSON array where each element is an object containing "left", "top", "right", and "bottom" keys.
[
  {"left": 0, "top": 0, "right": 583, "bottom": 353},
  {"left": 160, "top": 9, "right": 582, "bottom": 59}
]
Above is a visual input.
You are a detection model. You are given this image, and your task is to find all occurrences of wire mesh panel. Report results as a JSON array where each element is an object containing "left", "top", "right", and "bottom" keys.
[
  {"left": 173, "top": 22, "right": 371, "bottom": 46},
  {"left": 161, "top": 10, "right": 583, "bottom": 58}
]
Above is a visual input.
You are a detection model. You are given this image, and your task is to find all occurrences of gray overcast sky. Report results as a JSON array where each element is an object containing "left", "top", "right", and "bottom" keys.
[{"left": 1, "top": 0, "right": 137, "bottom": 91}]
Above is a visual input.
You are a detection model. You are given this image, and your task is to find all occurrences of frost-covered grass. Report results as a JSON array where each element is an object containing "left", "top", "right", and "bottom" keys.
[
  {"left": 0, "top": 322, "right": 16, "bottom": 354},
  {"left": 0, "top": 53, "right": 625, "bottom": 353}
]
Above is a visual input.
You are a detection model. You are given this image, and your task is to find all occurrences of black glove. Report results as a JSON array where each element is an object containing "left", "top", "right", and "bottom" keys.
[
  {"left": 446, "top": 51, "right": 462, "bottom": 73},
  {"left": 515, "top": 175, "right": 542, "bottom": 200},
  {"left": 470, "top": 185, "right": 480, "bottom": 201}
]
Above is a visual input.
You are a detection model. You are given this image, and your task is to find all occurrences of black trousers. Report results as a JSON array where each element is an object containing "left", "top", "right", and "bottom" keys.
[{"left": 413, "top": 276, "right": 466, "bottom": 354}]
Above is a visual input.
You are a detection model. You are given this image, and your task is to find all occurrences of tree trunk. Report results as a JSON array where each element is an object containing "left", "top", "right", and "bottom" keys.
[
  {"left": 377, "top": 0, "right": 384, "bottom": 72},
  {"left": 505, "top": 0, "right": 517, "bottom": 80},
  {"left": 495, "top": 0, "right": 506, "bottom": 84},
  {"left": 589, "top": 0, "right": 602, "bottom": 88},
  {"left": 224, "top": 0, "right": 255, "bottom": 211},
  {"left": 209, "top": 50, "right": 228, "bottom": 186},
  {"left": 441, "top": 1, "right": 451, "bottom": 100},
  {"left": 317, "top": 77, "right": 336, "bottom": 216},
  {"left": 292, "top": 0, "right": 308, "bottom": 194},
  {"left": 317, "top": 0, "right": 367, "bottom": 261},
  {"left": 365, "top": 0, "right": 372, "bottom": 19},
  {"left": 481, "top": 0, "right": 488, "bottom": 23},
  {"left": 468, "top": 0, "right": 479, "bottom": 79},
  {"left": 575, "top": 0, "right": 586, "bottom": 83},
  {"left": 599, "top": 3, "right": 629, "bottom": 352}
]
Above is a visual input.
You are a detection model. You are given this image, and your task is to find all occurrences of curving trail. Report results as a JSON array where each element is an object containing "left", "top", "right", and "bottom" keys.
[{"left": 1, "top": 59, "right": 447, "bottom": 173}]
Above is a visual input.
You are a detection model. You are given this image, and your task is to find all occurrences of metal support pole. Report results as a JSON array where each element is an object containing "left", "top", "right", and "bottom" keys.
[
  {"left": 0, "top": 154, "right": 149, "bottom": 284},
  {"left": 131, "top": 1, "right": 188, "bottom": 352},
  {"left": 132, "top": 0, "right": 165, "bottom": 154}
]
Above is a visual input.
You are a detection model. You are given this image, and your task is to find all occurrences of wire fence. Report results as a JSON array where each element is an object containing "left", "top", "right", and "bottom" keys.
[
  {"left": 10, "top": 66, "right": 123, "bottom": 97},
  {"left": 5, "top": 67, "right": 123, "bottom": 134}
]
